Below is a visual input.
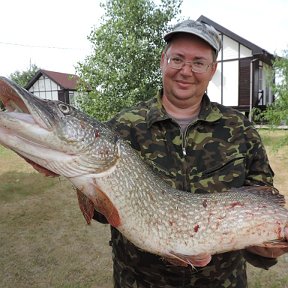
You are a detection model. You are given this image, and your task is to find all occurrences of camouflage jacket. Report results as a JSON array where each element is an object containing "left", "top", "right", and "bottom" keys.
[{"left": 95, "top": 91, "right": 275, "bottom": 288}]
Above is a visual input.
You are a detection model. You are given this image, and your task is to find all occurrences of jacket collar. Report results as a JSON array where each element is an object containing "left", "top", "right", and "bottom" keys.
[{"left": 146, "top": 90, "right": 222, "bottom": 128}]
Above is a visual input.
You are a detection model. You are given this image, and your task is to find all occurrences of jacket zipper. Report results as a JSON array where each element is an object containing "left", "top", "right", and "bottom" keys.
[
  {"left": 181, "top": 130, "right": 187, "bottom": 157},
  {"left": 180, "top": 125, "right": 191, "bottom": 191},
  {"left": 181, "top": 123, "right": 194, "bottom": 157}
]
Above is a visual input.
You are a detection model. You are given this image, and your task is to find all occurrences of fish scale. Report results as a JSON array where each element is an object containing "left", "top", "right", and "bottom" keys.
[
  {"left": 0, "top": 76, "right": 287, "bottom": 266},
  {"left": 96, "top": 154, "right": 287, "bottom": 257}
]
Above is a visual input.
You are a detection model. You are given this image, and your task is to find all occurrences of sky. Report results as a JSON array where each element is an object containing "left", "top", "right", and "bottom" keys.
[{"left": 0, "top": 0, "right": 287, "bottom": 77}]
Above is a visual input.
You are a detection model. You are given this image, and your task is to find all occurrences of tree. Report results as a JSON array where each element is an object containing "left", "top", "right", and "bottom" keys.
[
  {"left": 261, "top": 49, "right": 288, "bottom": 146},
  {"left": 76, "top": 0, "right": 182, "bottom": 121},
  {"left": 9, "top": 64, "right": 39, "bottom": 87}
]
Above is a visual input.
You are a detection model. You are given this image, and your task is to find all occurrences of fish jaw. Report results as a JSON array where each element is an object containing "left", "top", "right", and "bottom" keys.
[
  {"left": 0, "top": 77, "right": 30, "bottom": 113},
  {"left": 0, "top": 77, "right": 121, "bottom": 176},
  {"left": 0, "top": 77, "right": 123, "bottom": 222},
  {"left": 0, "top": 77, "right": 95, "bottom": 151},
  {"left": 0, "top": 112, "right": 81, "bottom": 177},
  {"left": 0, "top": 76, "right": 51, "bottom": 129},
  {"left": 0, "top": 109, "right": 120, "bottom": 179},
  {"left": 0, "top": 112, "right": 54, "bottom": 146}
]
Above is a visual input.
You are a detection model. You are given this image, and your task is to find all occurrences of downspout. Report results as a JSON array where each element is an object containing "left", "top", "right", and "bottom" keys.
[{"left": 249, "top": 58, "right": 258, "bottom": 122}]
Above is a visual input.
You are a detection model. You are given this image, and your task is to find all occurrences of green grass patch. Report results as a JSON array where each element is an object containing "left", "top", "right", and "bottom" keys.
[
  {"left": 0, "top": 171, "right": 58, "bottom": 202},
  {"left": 0, "top": 145, "right": 11, "bottom": 156},
  {"left": 247, "top": 260, "right": 288, "bottom": 288},
  {"left": 258, "top": 129, "right": 288, "bottom": 150}
]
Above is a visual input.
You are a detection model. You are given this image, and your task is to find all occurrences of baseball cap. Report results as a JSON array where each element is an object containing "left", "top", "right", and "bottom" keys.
[{"left": 164, "top": 20, "right": 222, "bottom": 56}]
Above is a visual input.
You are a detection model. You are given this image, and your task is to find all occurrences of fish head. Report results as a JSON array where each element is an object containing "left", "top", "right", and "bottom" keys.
[{"left": 0, "top": 76, "right": 120, "bottom": 178}]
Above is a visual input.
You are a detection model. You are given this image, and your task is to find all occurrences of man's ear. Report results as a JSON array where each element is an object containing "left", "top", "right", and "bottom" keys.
[
  {"left": 210, "top": 62, "right": 218, "bottom": 80},
  {"left": 160, "top": 51, "right": 166, "bottom": 69}
]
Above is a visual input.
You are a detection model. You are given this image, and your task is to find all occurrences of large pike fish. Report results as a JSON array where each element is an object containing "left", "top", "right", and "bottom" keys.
[{"left": 0, "top": 76, "right": 287, "bottom": 266}]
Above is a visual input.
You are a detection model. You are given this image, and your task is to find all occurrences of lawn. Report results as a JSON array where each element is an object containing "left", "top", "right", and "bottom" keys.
[{"left": 0, "top": 130, "right": 287, "bottom": 288}]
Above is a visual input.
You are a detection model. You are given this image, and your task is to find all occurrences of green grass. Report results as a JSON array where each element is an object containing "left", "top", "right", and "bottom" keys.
[
  {"left": 0, "top": 171, "right": 58, "bottom": 202},
  {"left": 247, "top": 265, "right": 288, "bottom": 288},
  {"left": 0, "top": 145, "right": 11, "bottom": 156},
  {"left": 0, "top": 146, "right": 113, "bottom": 288},
  {"left": 259, "top": 129, "right": 288, "bottom": 150},
  {"left": 0, "top": 145, "right": 59, "bottom": 202}
]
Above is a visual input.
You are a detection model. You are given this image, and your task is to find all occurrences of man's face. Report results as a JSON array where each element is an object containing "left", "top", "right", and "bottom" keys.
[{"left": 160, "top": 34, "right": 217, "bottom": 109}]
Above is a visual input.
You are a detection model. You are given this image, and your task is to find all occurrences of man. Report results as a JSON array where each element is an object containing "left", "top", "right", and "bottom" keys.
[{"left": 94, "top": 20, "right": 288, "bottom": 287}]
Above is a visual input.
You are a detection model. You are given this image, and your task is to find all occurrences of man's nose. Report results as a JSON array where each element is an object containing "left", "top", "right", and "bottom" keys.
[{"left": 180, "top": 62, "right": 193, "bottom": 75}]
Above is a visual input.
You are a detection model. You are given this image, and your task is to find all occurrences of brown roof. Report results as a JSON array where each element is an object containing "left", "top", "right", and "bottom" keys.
[{"left": 25, "top": 69, "right": 80, "bottom": 90}]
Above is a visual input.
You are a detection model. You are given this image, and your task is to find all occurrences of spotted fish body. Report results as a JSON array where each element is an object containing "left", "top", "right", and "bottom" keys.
[{"left": 0, "top": 77, "right": 287, "bottom": 265}]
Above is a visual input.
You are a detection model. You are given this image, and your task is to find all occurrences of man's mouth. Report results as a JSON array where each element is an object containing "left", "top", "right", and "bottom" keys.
[{"left": 175, "top": 80, "right": 194, "bottom": 88}]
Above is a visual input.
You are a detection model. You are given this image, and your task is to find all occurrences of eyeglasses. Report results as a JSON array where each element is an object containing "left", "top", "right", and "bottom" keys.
[{"left": 165, "top": 54, "right": 214, "bottom": 74}]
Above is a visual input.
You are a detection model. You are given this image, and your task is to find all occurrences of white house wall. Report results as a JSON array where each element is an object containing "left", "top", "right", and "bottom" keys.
[
  {"left": 222, "top": 35, "right": 239, "bottom": 60},
  {"left": 28, "top": 75, "right": 60, "bottom": 101},
  {"left": 240, "top": 44, "right": 252, "bottom": 58},
  {"left": 208, "top": 34, "right": 253, "bottom": 107},
  {"left": 222, "top": 61, "right": 239, "bottom": 106},
  {"left": 208, "top": 68, "right": 221, "bottom": 103}
]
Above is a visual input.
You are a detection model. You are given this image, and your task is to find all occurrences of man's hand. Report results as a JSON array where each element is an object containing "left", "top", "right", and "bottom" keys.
[{"left": 246, "top": 226, "right": 288, "bottom": 258}]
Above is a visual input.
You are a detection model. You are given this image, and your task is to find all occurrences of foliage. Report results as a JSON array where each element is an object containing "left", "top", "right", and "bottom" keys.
[
  {"left": 76, "top": 0, "right": 182, "bottom": 121},
  {"left": 9, "top": 64, "right": 39, "bottom": 87},
  {"left": 261, "top": 49, "right": 288, "bottom": 146}
]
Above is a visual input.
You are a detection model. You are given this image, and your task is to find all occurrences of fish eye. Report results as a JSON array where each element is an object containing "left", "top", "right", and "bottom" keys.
[{"left": 58, "top": 103, "right": 70, "bottom": 114}]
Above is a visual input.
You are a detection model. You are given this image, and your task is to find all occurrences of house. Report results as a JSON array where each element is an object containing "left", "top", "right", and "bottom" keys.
[
  {"left": 198, "top": 15, "right": 275, "bottom": 118},
  {"left": 25, "top": 69, "right": 81, "bottom": 105},
  {"left": 26, "top": 16, "right": 275, "bottom": 118}
]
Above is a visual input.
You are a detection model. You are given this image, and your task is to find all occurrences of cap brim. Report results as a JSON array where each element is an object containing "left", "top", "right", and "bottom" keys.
[{"left": 164, "top": 29, "right": 218, "bottom": 53}]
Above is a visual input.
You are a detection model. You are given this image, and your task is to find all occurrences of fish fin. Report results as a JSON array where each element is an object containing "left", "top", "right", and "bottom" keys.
[
  {"left": 93, "top": 185, "right": 121, "bottom": 228},
  {"left": 243, "top": 250, "right": 278, "bottom": 270},
  {"left": 164, "top": 252, "right": 191, "bottom": 267},
  {"left": 255, "top": 240, "right": 288, "bottom": 249},
  {"left": 235, "top": 186, "right": 286, "bottom": 207},
  {"left": 165, "top": 252, "right": 211, "bottom": 268},
  {"left": 76, "top": 189, "right": 95, "bottom": 225}
]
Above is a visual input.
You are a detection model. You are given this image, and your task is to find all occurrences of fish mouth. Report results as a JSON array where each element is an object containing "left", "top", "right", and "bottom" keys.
[
  {"left": 0, "top": 76, "right": 54, "bottom": 130},
  {"left": 0, "top": 77, "right": 62, "bottom": 158},
  {"left": 0, "top": 77, "right": 76, "bottom": 177}
]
